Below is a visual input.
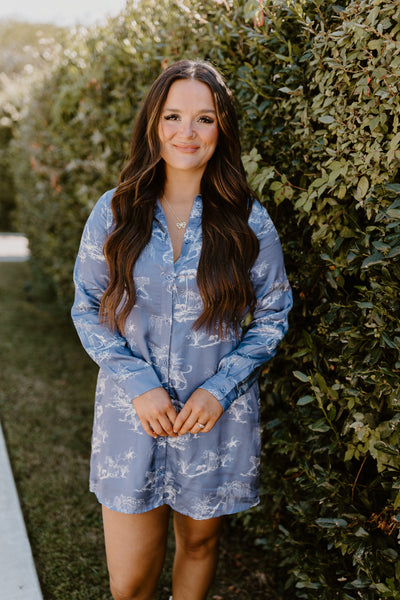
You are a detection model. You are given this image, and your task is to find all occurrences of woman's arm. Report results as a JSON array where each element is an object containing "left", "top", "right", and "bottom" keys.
[
  {"left": 195, "top": 203, "right": 293, "bottom": 412},
  {"left": 71, "top": 191, "right": 163, "bottom": 402},
  {"left": 173, "top": 203, "right": 292, "bottom": 435}
]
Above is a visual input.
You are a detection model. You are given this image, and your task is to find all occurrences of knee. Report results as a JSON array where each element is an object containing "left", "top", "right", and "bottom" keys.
[
  {"left": 109, "top": 577, "right": 142, "bottom": 600},
  {"left": 179, "top": 530, "right": 221, "bottom": 560}
]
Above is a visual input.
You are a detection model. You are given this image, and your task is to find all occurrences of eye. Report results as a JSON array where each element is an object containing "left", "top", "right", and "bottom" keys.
[
  {"left": 198, "top": 116, "right": 215, "bottom": 124},
  {"left": 164, "top": 114, "right": 180, "bottom": 121}
]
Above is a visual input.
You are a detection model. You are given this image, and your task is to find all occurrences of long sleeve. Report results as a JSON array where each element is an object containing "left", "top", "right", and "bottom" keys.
[
  {"left": 200, "top": 202, "right": 292, "bottom": 411},
  {"left": 71, "top": 190, "right": 162, "bottom": 400}
]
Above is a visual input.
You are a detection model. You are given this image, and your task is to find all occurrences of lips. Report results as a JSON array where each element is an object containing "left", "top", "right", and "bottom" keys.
[{"left": 173, "top": 144, "right": 199, "bottom": 153}]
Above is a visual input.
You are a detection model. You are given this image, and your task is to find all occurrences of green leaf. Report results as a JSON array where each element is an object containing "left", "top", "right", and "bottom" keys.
[
  {"left": 355, "top": 301, "right": 373, "bottom": 309},
  {"left": 384, "top": 183, "right": 400, "bottom": 193},
  {"left": 315, "top": 518, "right": 348, "bottom": 528},
  {"left": 354, "top": 527, "right": 369, "bottom": 537},
  {"left": 388, "top": 132, "right": 400, "bottom": 161},
  {"left": 278, "top": 86, "right": 294, "bottom": 94},
  {"left": 374, "top": 441, "right": 400, "bottom": 456},
  {"left": 318, "top": 115, "right": 335, "bottom": 124},
  {"left": 296, "top": 581, "right": 321, "bottom": 589},
  {"left": 270, "top": 181, "right": 283, "bottom": 191},
  {"left": 361, "top": 252, "right": 384, "bottom": 268},
  {"left": 387, "top": 208, "right": 400, "bottom": 219},
  {"left": 388, "top": 246, "right": 400, "bottom": 258},
  {"left": 383, "top": 548, "right": 398, "bottom": 561},
  {"left": 265, "top": 418, "right": 281, "bottom": 430},
  {"left": 293, "top": 371, "right": 309, "bottom": 383},
  {"left": 381, "top": 332, "right": 398, "bottom": 349},
  {"left": 373, "top": 583, "right": 391, "bottom": 594},
  {"left": 308, "top": 419, "right": 330, "bottom": 432},
  {"left": 340, "top": 226, "right": 355, "bottom": 238},
  {"left": 368, "top": 115, "right": 380, "bottom": 132},
  {"left": 297, "top": 395, "right": 314, "bottom": 406},
  {"left": 356, "top": 176, "right": 369, "bottom": 199}
]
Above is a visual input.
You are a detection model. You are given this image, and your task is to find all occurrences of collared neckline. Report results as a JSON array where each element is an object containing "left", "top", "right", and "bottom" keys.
[{"left": 154, "top": 194, "right": 202, "bottom": 230}]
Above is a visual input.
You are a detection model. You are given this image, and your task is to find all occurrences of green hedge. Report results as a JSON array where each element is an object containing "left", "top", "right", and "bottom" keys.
[
  {"left": 0, "top": 122, "right": 16, "bottom": 230},
  {"left": 10, "top": 1, "right": 400, "bottom": 597},
  {"left": 0, "top": 22, "right": 67, "bottom": 231}
]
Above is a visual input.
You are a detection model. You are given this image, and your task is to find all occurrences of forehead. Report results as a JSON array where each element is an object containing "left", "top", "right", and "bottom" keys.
[{"left": 163, "top": 78, "right": 216, "bottom": 110}]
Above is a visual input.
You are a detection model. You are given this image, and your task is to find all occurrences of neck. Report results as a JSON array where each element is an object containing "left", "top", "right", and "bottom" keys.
[{"left": 163, "top": 168, "right": 203, "bottom": 206}]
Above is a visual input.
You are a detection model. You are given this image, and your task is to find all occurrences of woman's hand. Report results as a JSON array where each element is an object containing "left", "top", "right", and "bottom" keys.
[
  {"left": 132, "top": 388, "right": 178, "bottom": 438},
  {"left": 173, "top": 388, "right": 223, "bottom": 436}
]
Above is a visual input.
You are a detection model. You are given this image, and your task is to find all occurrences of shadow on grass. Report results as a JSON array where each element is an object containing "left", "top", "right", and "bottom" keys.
[{"left": 0, "top": 262, "right": 277, "bottom": 600}]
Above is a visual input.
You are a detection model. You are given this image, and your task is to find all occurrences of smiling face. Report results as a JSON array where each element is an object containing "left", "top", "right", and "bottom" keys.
[{"left": 157, "top": 78, "right": 219, "bottom": 179}]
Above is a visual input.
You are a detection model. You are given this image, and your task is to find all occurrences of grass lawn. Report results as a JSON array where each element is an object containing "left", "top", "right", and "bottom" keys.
[{"left": 0, "top": 261, "right": 276, "bottom": 600}]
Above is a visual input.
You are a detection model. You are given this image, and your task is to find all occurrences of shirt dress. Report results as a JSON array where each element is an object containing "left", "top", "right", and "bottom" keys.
[{"left": 71, "top": 190, "right": 292, "bottom": 520}]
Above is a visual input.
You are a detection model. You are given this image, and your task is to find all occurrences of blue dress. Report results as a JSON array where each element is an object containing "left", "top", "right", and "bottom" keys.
[{"left": 71, "top": 190, "right": 292, "bottom": 519}]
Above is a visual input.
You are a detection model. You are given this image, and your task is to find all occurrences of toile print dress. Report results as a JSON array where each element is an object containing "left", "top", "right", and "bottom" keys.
[{"left": 71, "top": 190, "right": 292, "bottom": 520}]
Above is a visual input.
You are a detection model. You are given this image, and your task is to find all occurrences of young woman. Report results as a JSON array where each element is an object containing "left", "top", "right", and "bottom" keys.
[{"left": 72, "top": 59, "right": 292, "bottom": 600}]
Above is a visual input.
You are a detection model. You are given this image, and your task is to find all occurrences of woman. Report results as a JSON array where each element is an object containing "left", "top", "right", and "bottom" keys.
[{"left": 71, "top": 59, "right": 292, "bottom": 600}]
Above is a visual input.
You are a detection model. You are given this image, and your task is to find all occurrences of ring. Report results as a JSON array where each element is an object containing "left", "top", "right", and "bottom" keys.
[{"left": 197, "top": 422, "right": 205, "bottom": 429}]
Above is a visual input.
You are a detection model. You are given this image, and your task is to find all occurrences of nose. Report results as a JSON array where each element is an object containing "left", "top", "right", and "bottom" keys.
[{"left": 180, "top": 119, "right": 195, "bottom": 138}]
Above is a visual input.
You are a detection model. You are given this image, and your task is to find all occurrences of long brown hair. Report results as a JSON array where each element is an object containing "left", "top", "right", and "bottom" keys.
[{"left": 99, "top": 60, "right": 259, "bottom": 337}]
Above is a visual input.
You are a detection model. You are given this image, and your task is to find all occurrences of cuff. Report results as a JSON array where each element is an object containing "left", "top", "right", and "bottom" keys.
[
  {"left": 200, "top": 367, "right": 262, "bottom": 412},
  {"left": 119, "top": 364, "right": 163, "bottom": 401}
]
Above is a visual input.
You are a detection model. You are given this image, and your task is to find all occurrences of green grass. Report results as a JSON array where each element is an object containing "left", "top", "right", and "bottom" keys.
[{"left": 0, "top": 261, "right": 276, "bottom": 600}]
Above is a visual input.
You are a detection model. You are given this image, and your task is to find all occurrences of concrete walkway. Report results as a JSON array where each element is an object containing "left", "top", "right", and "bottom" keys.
[
  {"left": 0, "top": 425, "right": 43, "bottom": 599},
  {"left": 0, "top": 233, "right": 30, "bottom": 262},
  {"left": 0, "top": 233, "right": 43, "bottom": 599}
]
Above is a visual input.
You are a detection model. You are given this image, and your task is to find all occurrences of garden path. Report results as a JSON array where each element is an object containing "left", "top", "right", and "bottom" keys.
[{"left": 0, "top": 233, "right": 43, "bottom": 599}]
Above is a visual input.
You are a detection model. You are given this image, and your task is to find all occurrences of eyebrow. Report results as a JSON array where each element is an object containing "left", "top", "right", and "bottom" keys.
[{"left": 163, "top": 107, "right": 216, "bottom": 113}]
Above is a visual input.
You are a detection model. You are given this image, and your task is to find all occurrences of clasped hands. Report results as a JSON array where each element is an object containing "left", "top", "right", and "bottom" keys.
[{"left": 132, "top": 387, "right": 223, "bottom": 439}]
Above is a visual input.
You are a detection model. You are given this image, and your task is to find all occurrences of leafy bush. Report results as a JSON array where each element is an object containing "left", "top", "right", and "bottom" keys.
[
  {"left": 11, "top": 0, "right": 211, "bottom": 297},
  {"left": 0, "top": 22, "right": 66, "bottom": 231},
  {"left": 0, "top": 122, "right": 16, "bottom": 230},
  {"left": 230, "top": 1, "right": 400, "bottom": 597},
  {"left": 11, "top": 0, "right": 400, "bottom": 597}
]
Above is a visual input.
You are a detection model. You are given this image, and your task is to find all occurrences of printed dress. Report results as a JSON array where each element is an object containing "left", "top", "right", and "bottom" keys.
[{"left": 71, "top": 190, "right": 292, "bottom": 519}]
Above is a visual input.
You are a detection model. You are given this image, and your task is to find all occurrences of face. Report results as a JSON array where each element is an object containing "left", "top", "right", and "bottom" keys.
[{"left": 158, "top": 79, "right": 219, "bottom": 178}]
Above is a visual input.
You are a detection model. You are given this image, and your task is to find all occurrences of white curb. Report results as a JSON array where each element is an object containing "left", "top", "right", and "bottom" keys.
[
  {"left": 0, "top": 423, "right": 43, "bottom": 600},
  {"left": 0, "top": 234, "right": 30, "bottom": 261}
]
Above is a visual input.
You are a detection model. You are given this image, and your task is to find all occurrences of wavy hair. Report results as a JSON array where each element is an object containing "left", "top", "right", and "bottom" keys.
[{"left": 99, "top": 60, "right": 259, "bottom": 337}]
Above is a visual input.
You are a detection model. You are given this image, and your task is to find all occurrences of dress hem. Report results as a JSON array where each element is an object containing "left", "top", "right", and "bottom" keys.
[{"left": 91, "top": 488, "right": 260, "bottom": 520}]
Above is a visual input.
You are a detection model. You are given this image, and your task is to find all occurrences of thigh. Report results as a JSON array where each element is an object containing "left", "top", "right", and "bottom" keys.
[{"left": 102, "top": 504, "right": 171, "bottom": 592}]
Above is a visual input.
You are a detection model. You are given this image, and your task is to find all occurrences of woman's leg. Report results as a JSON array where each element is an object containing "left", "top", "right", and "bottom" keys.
[
  {"left": 172, "top": 512, "right": 223, "bottom": 600},
  {"left": 102, "top": 504, "right": 171, "bottom": 600}
]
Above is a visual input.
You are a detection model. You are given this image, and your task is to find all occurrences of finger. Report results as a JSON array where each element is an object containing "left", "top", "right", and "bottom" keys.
[
  {"left": 166, "top": 407, "right": 179, "bottom": 437},
  {"left": 158, "top": 413, "right": 178, "bottom": 437},
  {"left": 196, "top": 412, "right": 222, "bottom": 434},
  {"left": 140, "top": 419, "right": 158, "bottom": 439},
  {"left": 177, "top": 412, "right": 202, "bottom": 436},
  {"left": 189, "top": 421, "right": 208, "bottom": 435},
  {"left": 166, "top": 406, "right": 178, "bottom": 426},
  {"left": 173, "top": 404, "right": 192, "bottom": 433},
  {"left": 148, "top": 417, "right": 169, "bottom": 436},
  {"left": 199, "top": 420, "right": 214, "bottom": 433}
]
